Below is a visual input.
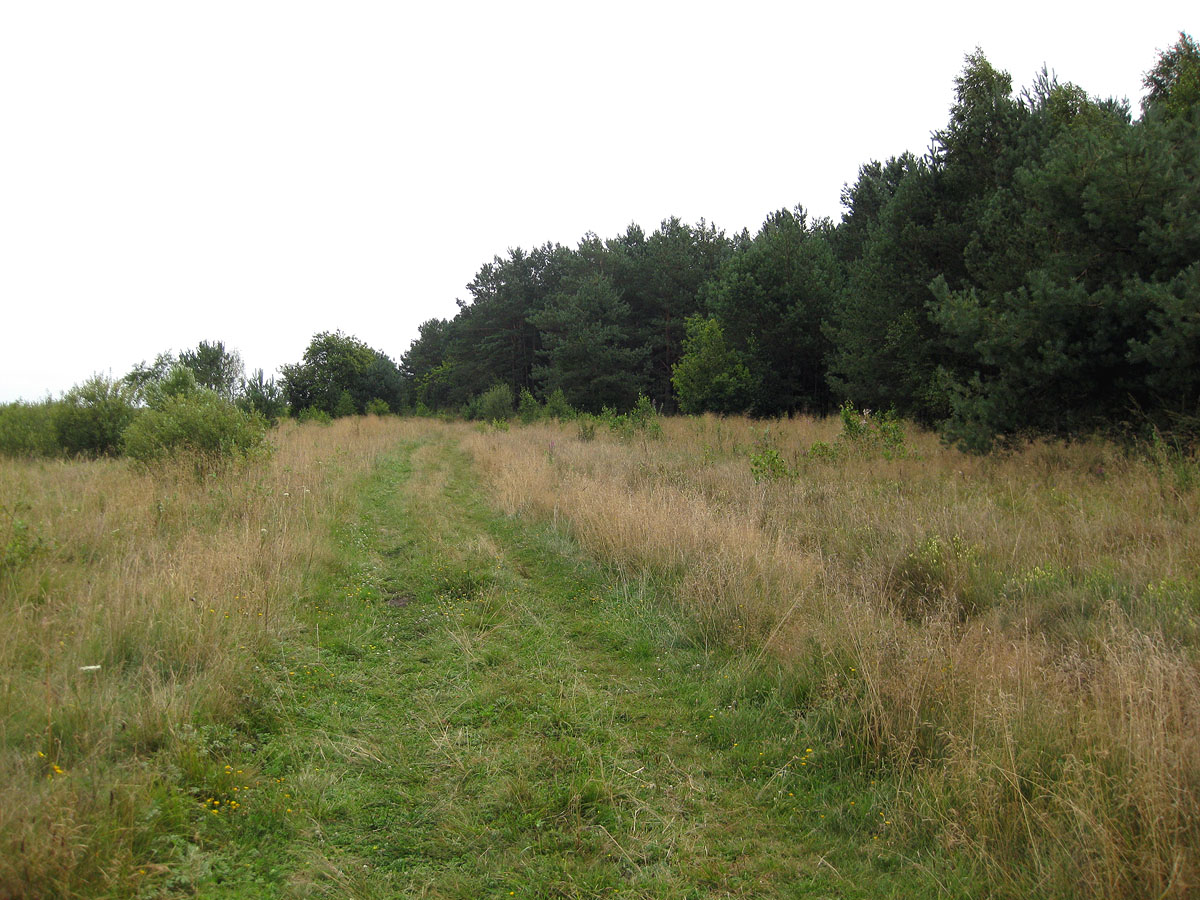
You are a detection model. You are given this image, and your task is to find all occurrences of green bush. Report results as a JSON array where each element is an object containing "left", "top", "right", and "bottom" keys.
[
  {"left": 805, "top": 440, "right": 841, "bottom": 462},
  {"left": 333, "top": 390, "right": 357, "bottom": 418},
  {"left": 0, "top": 401, "right": 60, "bottom": 457},
  {"left": 630, "top": 394, "right": 658, "bottom": 429},
  {"left": 750, "top": 447, "right": 793, "bottom": 482},
  {"left": 544, "top": 388, "right": 575, "bottom": 421},
  {"left": 517, "top": 389, "right": 541, "bottom": 424},
  {"left": 748, "top": 430, "right": 794, "bottom": 482},
  {"left": 0, "top": 504, "right": 49, "bottom": 578},
  {"left": 671, "top": 315, "right": 757, "bottom": 414},
  {"left": 296, "top": 407, "right": 333, "bottom": 425},
  {"left": 605, "top": 394, "right": 662, "bottom": 442},
  {"left": 473, "top": 383, "right": 515, "bottom": 422},
  {"left": 142, "top": 365, "right": 201, "bottom": 409},
  {"left": 239, "top": 369, "right": 287, "bottom": 423},
  {"left": 122, "top": 391, "right": 269, "bottom": 466},
  {"left": 365, "top": 398, "right": 391, "bottom": 416},
  {"left": 838, "top": 402, "right": 907, "bottom": 458},
  {"left": 54, "top": 375, "right": 137, "bottom": 457}
]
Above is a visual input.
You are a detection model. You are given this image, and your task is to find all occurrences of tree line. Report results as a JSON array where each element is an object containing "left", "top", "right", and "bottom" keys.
[
  {"left": 3, "top": 36, "right": 1196, "bottom": 458},
  {"left": 0, "top": 341, "right": 275, "bottom": 461},
  {"left": 399, "top": 36, "right": 1200, "bottom": 450},
  {"left": 0, "top": 333, "right": 408, "bottom": 460}
]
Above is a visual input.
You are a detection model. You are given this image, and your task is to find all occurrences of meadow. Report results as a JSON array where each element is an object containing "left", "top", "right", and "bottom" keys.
[
  {"left": 0, "top": 417, "right": 427, "bottom": 897},
  {"left": 464, "top": 413, "right": 1200, "bottom": 898},
  {"left": 1, "top": 413, "right": 1196, "bottom": 898}
]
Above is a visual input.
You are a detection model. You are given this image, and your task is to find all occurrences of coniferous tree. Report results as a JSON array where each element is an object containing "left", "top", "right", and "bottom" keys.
[
  {"left": 631, "top": 219, "right": 733, "bottom": 409},
  {"left": 706, "top": 207, "right": 839, "bottom": 415},
  {"left": 826, "top": 158, "right": 952, "bottom": 420},
  {"left": 530, "top": 271, "right": 647, "bottom": 412},
  {"left": 671, "top": 316, "right": 757, "bottom": 414},
  {"left": 930, "top": 54, "right": 1200, "bottom": 447},
  {"left": 178, "top": 340, "right": 244, "bottom": 401},
  {"left": 389, "top": 36, "right": 1198, "bottom": 445}
]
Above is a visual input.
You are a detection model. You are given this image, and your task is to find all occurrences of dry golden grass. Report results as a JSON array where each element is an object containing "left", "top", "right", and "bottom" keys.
[
  {"left": 0, "top": 416, "right": 425, "bottom": 897},
  {"left": 462, "top": 414, "right": 1200, "bottom": 898},
  {"left": 6, "top": 412, "right": 1195, "bottom": 897}
]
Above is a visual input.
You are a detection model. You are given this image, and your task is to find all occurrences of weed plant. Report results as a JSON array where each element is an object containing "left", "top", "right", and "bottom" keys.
[{"left": 600, "top": 395, "right": 662, "bottom": 443}]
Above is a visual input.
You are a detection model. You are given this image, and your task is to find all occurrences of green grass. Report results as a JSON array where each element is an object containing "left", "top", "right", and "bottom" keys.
[{"left": 170, "top": 434, "right": 979, "bottom": 897}]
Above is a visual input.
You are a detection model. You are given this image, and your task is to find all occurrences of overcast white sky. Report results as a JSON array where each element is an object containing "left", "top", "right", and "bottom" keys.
[{"left": 1, "top": 2, "right": 1195, "bottom": 402}]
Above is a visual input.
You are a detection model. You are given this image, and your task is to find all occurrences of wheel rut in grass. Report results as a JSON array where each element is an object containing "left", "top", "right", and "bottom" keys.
[{"left": 270, "top": 435, "right": 951, "bottom": 899}]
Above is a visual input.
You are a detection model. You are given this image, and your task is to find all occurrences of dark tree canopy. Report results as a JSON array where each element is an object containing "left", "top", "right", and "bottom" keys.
[
  {"left": 383, "top": 35, "right": 1199, "bottom": 450},
  {"left": 281, "top": 331, "right": 404, "bottom": 417}
]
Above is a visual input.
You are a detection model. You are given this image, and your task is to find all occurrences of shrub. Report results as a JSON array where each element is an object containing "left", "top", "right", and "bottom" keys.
[
  {"left": 365, "top": 398, "right": 391, "bottom": 416},
  {"left": 296, "top": 406, "right": 333, "bottom": 425},
  {"left": 122, "top": 391, "right": 269, "bottom": 466},
  {"left": 671, "top": 315, "right": 757, "bottom": 414},
  {"left": 749, "top": 430, "right": 794, "bottom": 482},
  {"left": 0, "top": 504, "right": 49, "bottom": 579},
  {"left": 333, "top": 390, "right": 357, "bottom": 418},
  {"left": 142, "top": 365, "right": 201, "bottom": 409},
  {"left": 517, "top": 389, "right": 541, "bottom": 424},
  {"left": 297, "top": 408, "right": 336, "bottom": 427},
  {"left": 749, "top": 447, "right": 793, "bottom": 482},
  {"left": 239, "top": 369, "right": 287, "bottom": 423},
  {"left": 474, "top": 383, "right": 514, "bottom": 422},
  {"left": 544, "top": 388, "right": 575, "bottom": 421},
  {"left": 0, "top": 401, "right": 60, "bottom": 457},
  {"left": 806, "top": 440, "right": 841, "bottom": 462},
  {"left": 605, "top": 394, "right": 662, "bottom": 442},
  {"left": 630, "top": 394, "right": 660, "bottom": 432},
  {"left": 54, "top": 375, "right": 137, "bottom": 457},
  {"left": 838, "top": 402, "right": 907, "bottom": 458}
]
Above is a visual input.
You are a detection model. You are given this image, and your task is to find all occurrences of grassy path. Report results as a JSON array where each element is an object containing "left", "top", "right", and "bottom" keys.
[{"left": 237, "top": 435, "right": 958, "bottom": 898}]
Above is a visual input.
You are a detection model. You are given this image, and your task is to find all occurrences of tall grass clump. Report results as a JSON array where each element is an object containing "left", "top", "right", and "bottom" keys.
[
  {"left": 0, "top": 416, "right": 424, "bottom": 898},
  {"left": 461, "top": 414, "right": 1200, "bottom": 899}
]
